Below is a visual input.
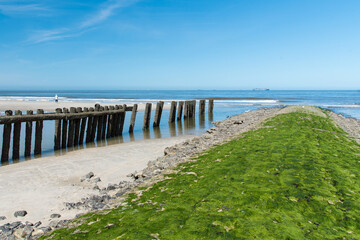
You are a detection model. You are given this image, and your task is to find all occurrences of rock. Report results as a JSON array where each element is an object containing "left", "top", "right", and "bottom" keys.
[
  {"left": 92, "top": 177, "right": 101, "bottom": 183},
  {"left": 13, "top": 225, "right": 33, "bottom": 239},
  {"left": 13, "top": 228, "right": 23, "bottom": 239},
  {"left": 10, "top": 221, "right": 23, "bottom": 229},
  {"left": 50, "top": 213, "right": 61, "bottom": 218},
  {"left": 38, "top": 226, "right": 52, "bottom": 233},
  {"left": 49, "top": 220, "right": 59, "bottom": 229},
  {"left": 23, "top": 225, "right": 34, "bottom": 237},
  {"left": 57, "top": 220, "right": 69, "bottom": 228},
  {"left": 32, "top": 228, "right": 45, "bottom": 237},
  {"left": 0, "top": 216, "right": 6, "bottom": 221},
  {"left": 14, "top": 210, "right": 27, "bottom": 217},
  {"left": 107, "top": 184, "right": 117, "bottom": 191},
  {"left": 81, "top": 172, "right": 94, "bottom": 182},
  {"left": 25, "top": 221, "right": 33, "bottom": 226},
  {"left": 34, "top": 221, "right": 42, "bottom": 228}
]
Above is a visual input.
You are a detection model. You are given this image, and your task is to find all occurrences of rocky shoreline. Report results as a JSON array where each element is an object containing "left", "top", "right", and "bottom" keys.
[{"left": 1, "top": 106, "right": 359, "bottom": 240}]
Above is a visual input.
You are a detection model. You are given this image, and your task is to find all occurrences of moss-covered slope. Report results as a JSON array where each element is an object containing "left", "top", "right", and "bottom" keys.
[{"left": 43, "top": 110, "right": 360, "bottom": 239}]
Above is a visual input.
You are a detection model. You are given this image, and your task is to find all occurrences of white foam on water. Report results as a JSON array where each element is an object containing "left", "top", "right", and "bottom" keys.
[{"left": 215, "top": 100, "right": 280, "bottom": 103}]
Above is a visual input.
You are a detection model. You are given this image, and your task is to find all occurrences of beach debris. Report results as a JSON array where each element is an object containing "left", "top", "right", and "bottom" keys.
[
  {"left": 0, "top": 216, "right": 6, "bottom": 221},
  {"left": 14, "top": 210, "right": 27, "bottom": 217},
  {"left": 50, "top": 213, "right": 61, "bottom": 219}
]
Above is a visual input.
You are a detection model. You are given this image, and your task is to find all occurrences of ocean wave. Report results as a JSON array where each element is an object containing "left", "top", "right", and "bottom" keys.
[
  {"left": 215, "top": 100, "right": 280, "bottom": 103},
  {"left": 0, "top": 96, "right": 281, "bottom": 104}
]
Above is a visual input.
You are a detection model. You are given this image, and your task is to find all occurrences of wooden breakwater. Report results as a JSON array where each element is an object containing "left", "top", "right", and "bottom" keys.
[{"left": 0, "top": 99, "right": 214, "bottom": 163}]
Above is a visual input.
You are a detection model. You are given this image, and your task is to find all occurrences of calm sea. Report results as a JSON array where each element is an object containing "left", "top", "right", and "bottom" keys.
[{"left": 0, "top": 90, "right": 359, "bottom": 165}]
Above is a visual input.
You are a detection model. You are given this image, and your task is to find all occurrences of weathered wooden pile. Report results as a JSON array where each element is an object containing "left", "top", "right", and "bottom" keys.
[{"left": 0, "top": 99, "right": 214, "bottom": 163}]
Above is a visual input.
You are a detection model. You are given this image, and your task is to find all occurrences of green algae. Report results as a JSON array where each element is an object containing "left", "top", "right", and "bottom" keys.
[{"left": 42, "top": 110, "right": 360, "bottom": 239}]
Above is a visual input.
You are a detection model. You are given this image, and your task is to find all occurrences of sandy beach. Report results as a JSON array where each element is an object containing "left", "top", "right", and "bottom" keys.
[
  {"left": 0, "top": 100, "right": 173, "bottom": 112},
  {"left": 0, "top": 135, "right": 195, "bottom": 225}
]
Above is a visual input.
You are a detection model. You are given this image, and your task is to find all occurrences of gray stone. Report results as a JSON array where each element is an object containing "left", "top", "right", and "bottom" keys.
[
  {"left": 86, "top": 172, "right": 94, "bottom": 179},
  {"left": 92, "top": 177, "right": 101, "bottom": 183},
  {"left": 81, "top": 172, "right": 94, "bottom": 182},
  {"left": 34, "top": 221, "right": 42, "bottom": 227},
  {"left": 22, "top": 225, "right": 34, "bottom": 236},
  {"left": 10, "top": 221, "right": 23, "bottom": 229},
  {"left": 0, "top": 216, "right": 6, "bottom": 221},
  {"left": 14, "top": 210, "right": 27, "bottom": 217},
  {"left": 49, "top": 220, "right": 59, "bottom": 229},
  {"left": 106, "top": 184, "right": 117, "bottom": 191},
  {"left": 25, "top": 221, "right": 33, "bottom": 226},
  {"left": 13, "top": 225, "right": 33, "bottom": 239},
  {"left": 50, "top": 213, "right": 61, "bottom": 218},
  {"left": 32, "top": 228, "right": 45, "bottom": 237},
  {"left": 39, "top": 226, "right": 51, "bottom": 233}
]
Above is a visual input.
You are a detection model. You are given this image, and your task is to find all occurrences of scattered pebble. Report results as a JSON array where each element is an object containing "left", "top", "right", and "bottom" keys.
[{"left": 14, "top": 210, "right": 27, "bottom": 218}]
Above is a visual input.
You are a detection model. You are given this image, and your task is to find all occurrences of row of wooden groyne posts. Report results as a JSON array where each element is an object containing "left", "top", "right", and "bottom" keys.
[{"left": 0, "top": 99, "right": 214, "bottom": 163}]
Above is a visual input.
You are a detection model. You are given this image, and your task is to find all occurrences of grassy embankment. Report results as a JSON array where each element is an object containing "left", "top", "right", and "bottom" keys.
[{"left": 43, "top": 109, "right": 360, "bottom": 239}]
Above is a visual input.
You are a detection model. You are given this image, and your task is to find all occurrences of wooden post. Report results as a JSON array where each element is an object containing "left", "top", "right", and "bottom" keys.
[
  {"left": 34, "top": 109, "right": 44, "bottom": 156},
  {"left": 184, "top": 101, "right": 189, "bottom": 119},
  {"left": 153, "top": 101, "right": 164, "bottom": 127},
  {"left": 97, "top": 106, "right": 104, "bottom": 141},
  {"left": 119, "top": 104, "right": 126, "bottom": 135},
  {"left": 209, "top": 99, "right": 214, "bottom": 113},
  {"left": 113, "top": 105, "right": 120, "bottom": 136},
  {"left": 107, "top": 106, "right": 114, "bottom": 137},
  {"left": 67, "top": 107, "right": 76, "bottom": 147},
  {"left": 177, "top": 101, "right": 184, "bottom": 120},
  {"left": 129, "top": 104, "right": 138, "bottom": 133},
  {"left": 79, "top": 107, "right": 88, "bottom": 144},
  {"left": 168, "top": 101, "right": 177, "bottom": 123},
  {"left": 143, "top": 103, "right": 152, "bottom": 130},
  {"left": 102, "top": 106, "right": 108, "bottom": 139},
  {"left": 86, "top": 107, "right": 94, "bottom": 143},
  {"left": 189, "top": 100, "right": 194, "bottom": 117},
  {"left": 73, "top": 107, "right": 82, "bottom": 145},
  {"left": 54, "top": 108, "right": 62, "bottom": 150},
  {"left": 12, "top": 110, "right": 22, "bottom": 160},
  {"left": 191, "top": 100, "right": 196, "bottom": 117},
  {"left": 91, "top": 105, "right": 99, "bottom": 141},
  {"left": 1, "top": 110, "right": 13, "bottom": 162},
  {"left": 199, "top": 100, "right": 205, "bottom": 115},
  {"left": 62, "top": 108, "right": 69, "bottom": 148},
  {"left": 25, "top": 110, "right": 33, "bottom": 158}
]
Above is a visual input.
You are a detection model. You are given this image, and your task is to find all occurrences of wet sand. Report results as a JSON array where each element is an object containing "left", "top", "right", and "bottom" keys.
[{"left": 0, "top": 135, "right": 195, "bottom": 225}]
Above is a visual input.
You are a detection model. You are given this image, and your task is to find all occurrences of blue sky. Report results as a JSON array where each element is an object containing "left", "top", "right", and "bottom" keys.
[{"left": 0, "top": 0, "right": 359, "bottom": 90}]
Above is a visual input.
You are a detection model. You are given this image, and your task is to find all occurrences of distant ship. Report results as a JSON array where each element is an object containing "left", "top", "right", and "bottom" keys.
[{"left": 253, "top": 88, "right": 270, "bottom": 91}]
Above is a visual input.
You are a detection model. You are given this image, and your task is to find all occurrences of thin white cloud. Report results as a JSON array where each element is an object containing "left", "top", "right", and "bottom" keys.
[
  {"left": 28, "top": 28, "right": 94, "bottom": 43},
  {"left": 0, "top": 1, "right": 48, "bottom": 15},
  {"left": 81, "top": 0, "right": 124, "bottom": 28},
  {"left": 28, "top": 0, "right": 138, "bottom": 44}
]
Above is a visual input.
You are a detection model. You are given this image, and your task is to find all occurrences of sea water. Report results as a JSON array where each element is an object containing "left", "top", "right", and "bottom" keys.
[{"left": 0, "top": 90, "right": 359, "bottom": 165}]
